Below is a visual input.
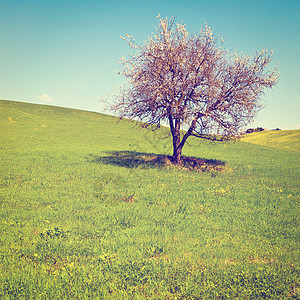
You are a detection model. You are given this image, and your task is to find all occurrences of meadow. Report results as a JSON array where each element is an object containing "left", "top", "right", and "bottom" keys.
[
  {"left": 0, "top": 99, "right": 299, "bottom": 299},
  {"left": 242, "top": 130, "right": 300, "bottom": 153}
]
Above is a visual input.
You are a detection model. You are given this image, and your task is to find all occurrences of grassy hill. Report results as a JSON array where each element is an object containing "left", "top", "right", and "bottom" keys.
[
  {"left": 242, "top": 129, "right": 300, "bottom": 153},
  {"left": 1, "top": 100, "right": 299, "bottom": 299}
]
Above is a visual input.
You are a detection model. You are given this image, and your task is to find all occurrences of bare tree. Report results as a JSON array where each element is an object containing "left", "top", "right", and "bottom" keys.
[{"left": 111, "top": 15, "right": 280, "bottom": 164}]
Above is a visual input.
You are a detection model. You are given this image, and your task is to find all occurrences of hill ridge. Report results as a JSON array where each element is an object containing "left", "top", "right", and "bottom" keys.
[{"left": 242, "top": 129, "right": 300, "bottom": 153}]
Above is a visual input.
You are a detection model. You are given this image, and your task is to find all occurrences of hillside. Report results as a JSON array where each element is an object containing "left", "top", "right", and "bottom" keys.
[
  {"left": 242, "top": 129, "right": 300, "bottom": 153},
  {"left": 0, "top": 99, "right": 299, "bottom": 299}
]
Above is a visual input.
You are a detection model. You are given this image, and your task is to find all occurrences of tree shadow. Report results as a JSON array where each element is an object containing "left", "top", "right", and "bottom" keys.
[{"left": 87, "top": 151, "right": 227, "bottom": 172}]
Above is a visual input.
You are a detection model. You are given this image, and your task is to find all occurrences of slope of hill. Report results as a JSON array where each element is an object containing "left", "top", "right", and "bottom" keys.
[
  {"left": 1, "top": 100, "right": 299, "bottom": 299},
  {"left": 242, "top": 129, "right": 300, "bottom": 153}
]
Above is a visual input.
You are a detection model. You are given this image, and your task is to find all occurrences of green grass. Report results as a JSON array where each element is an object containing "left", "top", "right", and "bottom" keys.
[
  {"left": 1, "top": 99, "right": 299, "bottom": 299},
  {"left": 242, "top": 129, "right": 300, "bottom": 153}
]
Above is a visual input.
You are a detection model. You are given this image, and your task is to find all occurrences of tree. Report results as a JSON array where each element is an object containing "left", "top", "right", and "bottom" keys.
[{"left": 111, "top": 15, "right": 280, "bottom": 164}]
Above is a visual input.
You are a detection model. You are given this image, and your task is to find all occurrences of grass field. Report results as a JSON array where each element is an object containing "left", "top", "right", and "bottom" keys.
[
  {"left": 242, "top": 130, "right": 300, "bottom": 153},
  {"left": 0, "top": 99, "right": 299, "bottom": 299}
]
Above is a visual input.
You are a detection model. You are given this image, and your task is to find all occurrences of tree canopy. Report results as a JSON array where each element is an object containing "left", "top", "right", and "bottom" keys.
[{"left": 111, "top": 15, "right": 280, "bottom": 163}]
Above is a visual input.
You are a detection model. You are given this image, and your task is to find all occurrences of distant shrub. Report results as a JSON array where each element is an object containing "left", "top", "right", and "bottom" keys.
[{"left": 245, "top": 127, "right": 265, "bottom": 134}]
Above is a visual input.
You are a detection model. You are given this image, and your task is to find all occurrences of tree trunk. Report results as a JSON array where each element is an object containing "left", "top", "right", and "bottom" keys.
[
  {"left": 172, "top": 116, "right": 198, "bottom": 164},
  {"left": 173, "top": 145, "right": 183, "bottom": 164},
  {"left": 172, "top": 132, "right": 182, "bottom": 164},
  {"left": 169, "top": 116, "right": 190, "bottom": 164}
]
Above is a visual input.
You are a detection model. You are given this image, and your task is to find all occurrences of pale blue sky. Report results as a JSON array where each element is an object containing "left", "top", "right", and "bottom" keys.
[{"left": 1, "top": 0, "right": 299, "bottom": 129}]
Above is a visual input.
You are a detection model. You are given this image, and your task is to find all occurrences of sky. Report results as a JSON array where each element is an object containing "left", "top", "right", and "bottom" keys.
[{"left": 0, "top": 0, "right": 299, "bottom": 130}]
